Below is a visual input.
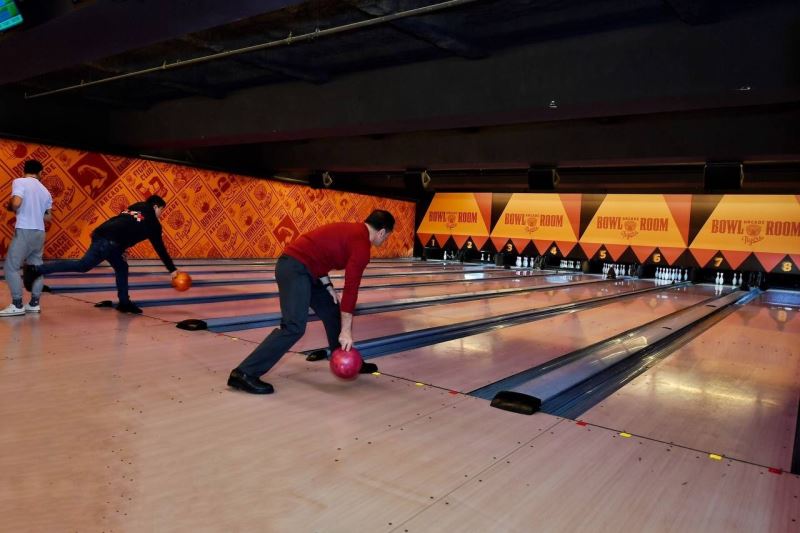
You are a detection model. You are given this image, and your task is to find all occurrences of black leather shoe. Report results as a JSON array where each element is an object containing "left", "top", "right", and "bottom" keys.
[
  {"left": 23, "top": 265, "right": 41, "bottom": 292},
  {"left": 305, "top": 349, "right": 328, "bottom": 361},
  {"left": 116, "top": 301, "right": 143, "bottom": 314},
  {"left": 360, "top": 362, "right": 378, "bottom": 374},
  {"left": 228, "top": 369, "right": 274, "bottom": 394}
]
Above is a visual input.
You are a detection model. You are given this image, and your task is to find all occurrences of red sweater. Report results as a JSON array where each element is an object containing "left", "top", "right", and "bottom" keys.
[{"left": 284, "top": 222, "right": 371, "bottom": 313}]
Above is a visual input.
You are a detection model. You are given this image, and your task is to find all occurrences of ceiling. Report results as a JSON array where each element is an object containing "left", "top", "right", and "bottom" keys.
[{"left": 0, "top": 0, "right": 798, "bottom": 198}]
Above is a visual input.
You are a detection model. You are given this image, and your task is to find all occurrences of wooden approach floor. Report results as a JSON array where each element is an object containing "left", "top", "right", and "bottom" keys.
[{"left": 1, "top": 274, "right": 799, "bottom": 532}]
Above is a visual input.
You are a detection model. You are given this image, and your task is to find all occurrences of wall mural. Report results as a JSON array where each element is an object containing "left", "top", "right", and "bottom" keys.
[
  {"left": 0, "top": 138, "right": 415, "bottom": 260},
  {"left": 417, "top": 192, "right": 800, "bottom": 273}
]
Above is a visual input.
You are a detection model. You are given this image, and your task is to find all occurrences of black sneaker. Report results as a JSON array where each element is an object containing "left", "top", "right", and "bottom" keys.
[
  {"left": 23, "top": 265, "right": 42, "bottom": 292},
  {"left": 228, "top": 369, "right": 274, "bottom": 394},
  {"left": 360, "top": 362, "right": 378, "bottom": 374},
  {"left": 116, "top": 301, "right": 143, "bottom": 314}
]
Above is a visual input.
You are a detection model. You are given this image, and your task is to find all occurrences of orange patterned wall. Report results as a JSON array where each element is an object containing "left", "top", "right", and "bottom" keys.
[{"left": 0, "top": 138, "right": 415, "bottom": 260}]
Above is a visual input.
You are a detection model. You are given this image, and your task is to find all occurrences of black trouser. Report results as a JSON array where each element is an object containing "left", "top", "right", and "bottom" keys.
[
  {"left": 38, "top": 237, "right": 131, "bottom": 304},
  {"left": 236, "top": 255, "right": 341, "bottom": 377}
]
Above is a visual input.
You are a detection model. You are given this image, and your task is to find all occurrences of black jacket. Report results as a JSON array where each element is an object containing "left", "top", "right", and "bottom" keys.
[{"left": 92, "top": 202, "right": 176, "bottom": 272}]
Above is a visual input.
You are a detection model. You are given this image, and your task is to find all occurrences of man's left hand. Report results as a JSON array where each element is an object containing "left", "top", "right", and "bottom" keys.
[{"left": 326, "top": 284, "right": 339, "bottom": 304}]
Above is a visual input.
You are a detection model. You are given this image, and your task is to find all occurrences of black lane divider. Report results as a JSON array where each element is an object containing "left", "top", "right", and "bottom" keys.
[
  {"left": 542, "top": 290, "right": 758, "bottom": 419},
  {"left": 190, "top": 276, "right": 610, "bottom": 332},
  {"left": 41, "top": 266, "right": 524, "bottom": 293},
  {"left": 484, "top": 289, "right": 756, "bottom": 418},
  {"left": 298, "top": 281, "right": 687, "bottom": 360},
  {"left": 473, "top": 288, "right": 740, "bottom": 411}
]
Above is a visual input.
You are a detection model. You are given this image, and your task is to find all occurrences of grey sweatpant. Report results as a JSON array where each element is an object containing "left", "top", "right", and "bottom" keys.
[{"left": 4, "top": 228, "right": 46, "bottom": 301}]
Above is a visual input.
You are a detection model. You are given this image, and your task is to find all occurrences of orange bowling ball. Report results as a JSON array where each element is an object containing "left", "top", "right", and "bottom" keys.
[{"left": 172, "top": 272, "right": 192, "bottom": 292}]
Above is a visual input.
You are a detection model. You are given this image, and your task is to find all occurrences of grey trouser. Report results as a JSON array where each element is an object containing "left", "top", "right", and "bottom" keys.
[{"left": 4, "top": 228, "right": 46, "bottom": 300}]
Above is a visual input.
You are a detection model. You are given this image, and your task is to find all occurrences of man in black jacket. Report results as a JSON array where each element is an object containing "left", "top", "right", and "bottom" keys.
[{"left": 24, "top": 195, "right": 181, "bottom": 314}]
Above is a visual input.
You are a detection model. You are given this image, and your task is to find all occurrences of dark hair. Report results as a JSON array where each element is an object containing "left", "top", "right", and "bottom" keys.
[
  {"left": 146, "top": 195, "right": 166, "bottom": 208},
  {"left": 23, "top": 160, "right": 43, "bottom": 175},
  {"left": 364, "top": 209, "right": 395, "bottom": 232}
]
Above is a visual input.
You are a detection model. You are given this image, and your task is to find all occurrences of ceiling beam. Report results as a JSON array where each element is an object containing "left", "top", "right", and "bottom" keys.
[
  {"left": 85, "top": 62, "right": 227, "bottom": 99},
  {"left": 0, "top": 0, "right": 310, "bottom": 85},
  {"left": 179, "top": 36, "right": 330, "bottom": 85},
  {"left": 352, "top": 0, "right": 488, "bottom": 59}
]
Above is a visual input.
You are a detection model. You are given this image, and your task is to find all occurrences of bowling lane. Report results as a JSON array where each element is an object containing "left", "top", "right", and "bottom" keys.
[
  {"left": 31, "top": 257, "right": 417, "bottom": 273},
  {"left": 138, "top": 273, "right": 598, "bottom": 323},
  {"left": 234, "top": 279, "right": 657, "bottom": 350},
  {"left": 52, "top": 269, "right": 532, "bottom": 305},
  {"left": 36, "top": 260, "right": 488, "bottom": 278},
  {"left": 40, "top": 264, "right": 515, "bottom": 290},
  {"left": 578, "top": 290, "right": 800, "bottom": 470},
  {"left": 85, "top": 257, "right": 416, "bottom": 267},
  {"left": 370, "top": 284, "right": 721, "bottom": 393}
]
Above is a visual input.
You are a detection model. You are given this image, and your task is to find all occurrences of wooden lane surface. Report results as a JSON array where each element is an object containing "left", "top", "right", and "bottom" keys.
[
  {"left": 2, "top": 290, "right": 797, "bottom": 531},
  {"left": 136, "top": 273, "right": 592, "bottom": 323},
  {"left": 36, "top": 268, "right": 537, "bottom": 310},
  {"left": 54, "top": 270, "right": 554, "bottom": 318},
  {"left": 38, "top": 265, "right": 519, "bottom": 290},
  {"left": 29, "top": 260, "right": 483, "bottom": 279},
  {"left": 0, "top": 294, "right": 557, "bottom": 531},
  {"left": 230, "top": 280, "right": 655, "bottom": 349},
  {"left": 579, "top": 292, "right": 800, "bottom": 471},
  {"left": 373, "top": 285, "right": 720, "bottom": 393},
  {"left": 0, "top": 259, "right": 422, "bottom": 278},
  {"left": 3, "top": 257, "right": 416, "bottom": 269},
  {"left": 398, "top": 418, "right": 800, "bottom": 533}
]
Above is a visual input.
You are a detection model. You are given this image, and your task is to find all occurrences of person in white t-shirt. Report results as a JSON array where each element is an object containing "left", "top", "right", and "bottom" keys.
[{"left": 1, "top": 160, "right": 53, "bottom": 316}]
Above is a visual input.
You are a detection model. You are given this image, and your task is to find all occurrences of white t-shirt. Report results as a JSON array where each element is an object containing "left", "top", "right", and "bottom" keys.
[{"left": 12, "top": 176, "right": 53, "bottom": 231}]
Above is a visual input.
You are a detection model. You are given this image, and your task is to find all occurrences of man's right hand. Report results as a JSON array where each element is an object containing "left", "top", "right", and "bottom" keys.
[{"left": 339, "top": 312, "right": 354, "bottom": 351}]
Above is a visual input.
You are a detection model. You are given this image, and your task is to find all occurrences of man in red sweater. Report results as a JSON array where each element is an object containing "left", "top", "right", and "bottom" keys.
[{"left": 228, "top": 210, "right": 395, "bottom": 394}]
